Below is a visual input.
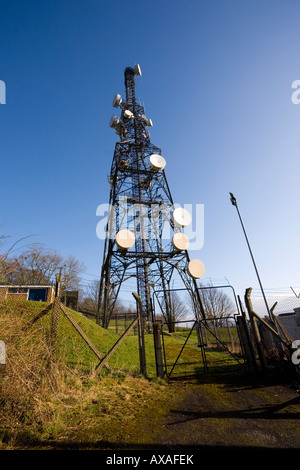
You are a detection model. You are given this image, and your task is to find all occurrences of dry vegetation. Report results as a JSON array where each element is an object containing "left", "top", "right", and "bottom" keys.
[
  {"left": 0, "top": 300, "right": 169, "bottom": 449},
  {"left": 1, "top": 300, "right": 299, "bottom": 450}
]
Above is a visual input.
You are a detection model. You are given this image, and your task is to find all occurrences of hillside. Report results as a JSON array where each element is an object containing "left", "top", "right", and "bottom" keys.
[
  {"left": 1, "top": 300, "right": 299, "bottom": 451},
  {"left": 0, "top": 299, "right": 155, "bottom": 373},
  {"left": 0, "top": 299, "right": 167, "bottom": 448},
  {"left": 0, "top": 299, "right": 242, "bottom": 449}
]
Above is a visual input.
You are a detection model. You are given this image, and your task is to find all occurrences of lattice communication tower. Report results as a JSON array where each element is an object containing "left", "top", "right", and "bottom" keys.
[{"left": 98, "top": 64, "right": 205, "bottom": 328}]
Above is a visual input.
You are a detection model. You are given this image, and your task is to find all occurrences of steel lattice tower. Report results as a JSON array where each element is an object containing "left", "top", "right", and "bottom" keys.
[{"left": 98, "top": 65, "right": 205, "bottom": 328}]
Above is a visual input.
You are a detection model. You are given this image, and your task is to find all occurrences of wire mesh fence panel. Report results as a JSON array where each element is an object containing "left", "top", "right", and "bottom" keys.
[
  {"left": 52, "top": 304, "right": 159, "bottom": 377},
  {"left": 153, "top": 284, "right": 240, "bottom": 326},
  {"left": 161, "top": 319, "right": 245, "bottom": 378},
  {"left": 107, "top": 312, "right": 138, "bottom": 336},
  {"left": 240, "top": 289, "right": 300, "bottom": 373},
  {"left": 152, "top": 285, "right": 246, "bottom": 378},
  {"left": 161, "top": 321, "right": 206, "bottom": 378},
  {"left": 0, "top": 293, "right": 250, "bottom": 381},
  {"left": 250, "top": 294, "right": 300, "bottom": 316},
  {"left": 202, "top": 317, "right": 242, "bottom": 354},
  {"left": 74, "top": 284, "right": 250, "bottom": 377},
  {"left": 144, "top": 330, "right": 157, "bottom": 378},
  {"left": 250, "top": 293, "right": 300, "bottom": 342},
  {"left": 55, "top": 310, "right": 121, "bottom": 371}
]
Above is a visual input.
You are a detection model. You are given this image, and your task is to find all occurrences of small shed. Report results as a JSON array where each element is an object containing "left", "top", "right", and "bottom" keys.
[
  {"left": 0, "top": 285, "right": 55, "bottom": 303},
  {"left": 61, "top": 290, "right": 79, "bottom": 310}
]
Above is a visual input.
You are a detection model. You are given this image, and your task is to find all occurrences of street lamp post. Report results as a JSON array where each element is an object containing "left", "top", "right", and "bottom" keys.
[{"left": 229, "top": 192, "right": 271, "bottom": 319}]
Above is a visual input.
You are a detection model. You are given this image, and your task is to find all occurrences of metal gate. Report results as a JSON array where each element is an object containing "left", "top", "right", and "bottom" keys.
[{"left": 154, "top": 285, "right": 247, "bottom": 378}]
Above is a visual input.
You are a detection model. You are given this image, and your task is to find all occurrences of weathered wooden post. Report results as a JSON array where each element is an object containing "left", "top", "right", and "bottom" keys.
[
  {"left": 244, "top": 288, "right": 267, "bottom": 372},
  {"left": 237, "top": 295, "right": 257, "bottom": 374}
]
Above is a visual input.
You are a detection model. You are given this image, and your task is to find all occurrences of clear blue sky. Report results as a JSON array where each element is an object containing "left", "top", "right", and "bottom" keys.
[{"left": 1, "top": 0, "right": 300, "bottom": 307}]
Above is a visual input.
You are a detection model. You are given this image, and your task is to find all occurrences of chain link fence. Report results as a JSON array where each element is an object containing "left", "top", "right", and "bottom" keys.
[
  {"left": 152, "top": 285, "right": 246, "bottom": 378},
  {"left": 239, "top": 288, "right": 300, "bottom": 373},
  {"left": 249, "top": 291, "right": 300, "bottom": 342},
  {"left": 4, "top": 285, "right": 298, "bottom": 382}
]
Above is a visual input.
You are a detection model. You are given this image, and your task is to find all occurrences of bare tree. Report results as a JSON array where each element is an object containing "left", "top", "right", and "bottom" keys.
[
  {"left": 80, "top": 279, "right": 100, "bottom": 313},
  {"left": 0, "top": 235, "right": 33, "bottom": 283},
  {"left": 162, "top": 291, "right": 188, "bottom": 332},
  {"left": 61, "top": 255, "right": 85, "bottom": 291},
  {"left": 188, "top": 281, "right": 235, "bottom": 325},
  {"left": 6, "top": 245, "right": 85, "bottom": 291},
  {"left": 0, "top": 257, "right": 17, "bottom": 283},
  {"left": 80, "top": 280, "right": 123, "bottom": 326}
]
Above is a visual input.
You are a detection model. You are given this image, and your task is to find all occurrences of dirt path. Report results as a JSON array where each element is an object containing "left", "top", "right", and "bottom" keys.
[
  {"left": 9, "top": 373, "right": 299, "bottom": 451},
  {"left": 73, "top": 373, "right": 300, "bottom": 451},
  {"left": 151, "top": 376, "right": 300, "bottom": 450}
]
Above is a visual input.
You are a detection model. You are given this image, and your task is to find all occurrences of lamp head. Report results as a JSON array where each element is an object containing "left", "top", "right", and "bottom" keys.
[{"left": 229, "top": 192, "right": 237, "bottom": 206}]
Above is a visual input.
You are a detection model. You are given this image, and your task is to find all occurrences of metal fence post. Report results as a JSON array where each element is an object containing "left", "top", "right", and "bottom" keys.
[
  {"left": 50, "top": 269, "right": 62, "bottom": 356},
  {"left": 153, "top": 321, "right": 164, "bottom": 378},
  {"left": 132, "top": 292, "right": 147, "bottom": 377}
]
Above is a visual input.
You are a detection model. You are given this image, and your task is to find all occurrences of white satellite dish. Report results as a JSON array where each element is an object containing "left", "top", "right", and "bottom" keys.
[
  {"left": 109, "top": 115, "right": 119, "bottom": 128},
  {"left": 124, "top": 109, "right": 134, "bottom": 119},
  {"left": 149, "top": 154, "right": 166, "bottom": 171},
  {"left": 115, "top": 229, "right": 135, "bottom": 250},
  {"left": 173, "top": 208, "right": 192, "bottom": 227},
  {"left": 112, "top": 93, "right": 122, "bottom": 108},
  {"left": 187, "top": 259, "right": 205, "bottom": 279},
  {"left": 135, "top": 64, "right": 142, "bottom": 76},
  {"left": 147, "top": 118, "right": 153, "bottom": 127},
  {"left": 172, "top": 233, "right": 190, "bottom": 251}
]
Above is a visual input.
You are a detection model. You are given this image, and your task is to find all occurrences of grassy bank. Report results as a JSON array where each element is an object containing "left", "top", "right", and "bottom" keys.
[
  {"left": 0, "top": 300, "right": 169, "bottom": 448},
  {"left": 0, "top": 299, "right": 246, "bottom": 449}
]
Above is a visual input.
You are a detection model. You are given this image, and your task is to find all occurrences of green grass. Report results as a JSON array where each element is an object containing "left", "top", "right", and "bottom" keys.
[
  {"left": 161, "top": 333, "right": 244, "bottom": 377},
  {"left": 0, "top": 299, "right": 248, "bottom": 450},
  {"left": 0, "top": 299, "right": 155, "bottom": 376},
  {"left": 0, "top": 299, "right": 244, "bottom": 379},
  {"left": 171, "top": 325, "right": 239, "bottom": 345}
]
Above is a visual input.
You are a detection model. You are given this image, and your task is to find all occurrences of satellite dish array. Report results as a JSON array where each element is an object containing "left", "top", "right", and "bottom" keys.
[{"left": 110, "top": 64, "right": 205, "bottom": 280}]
